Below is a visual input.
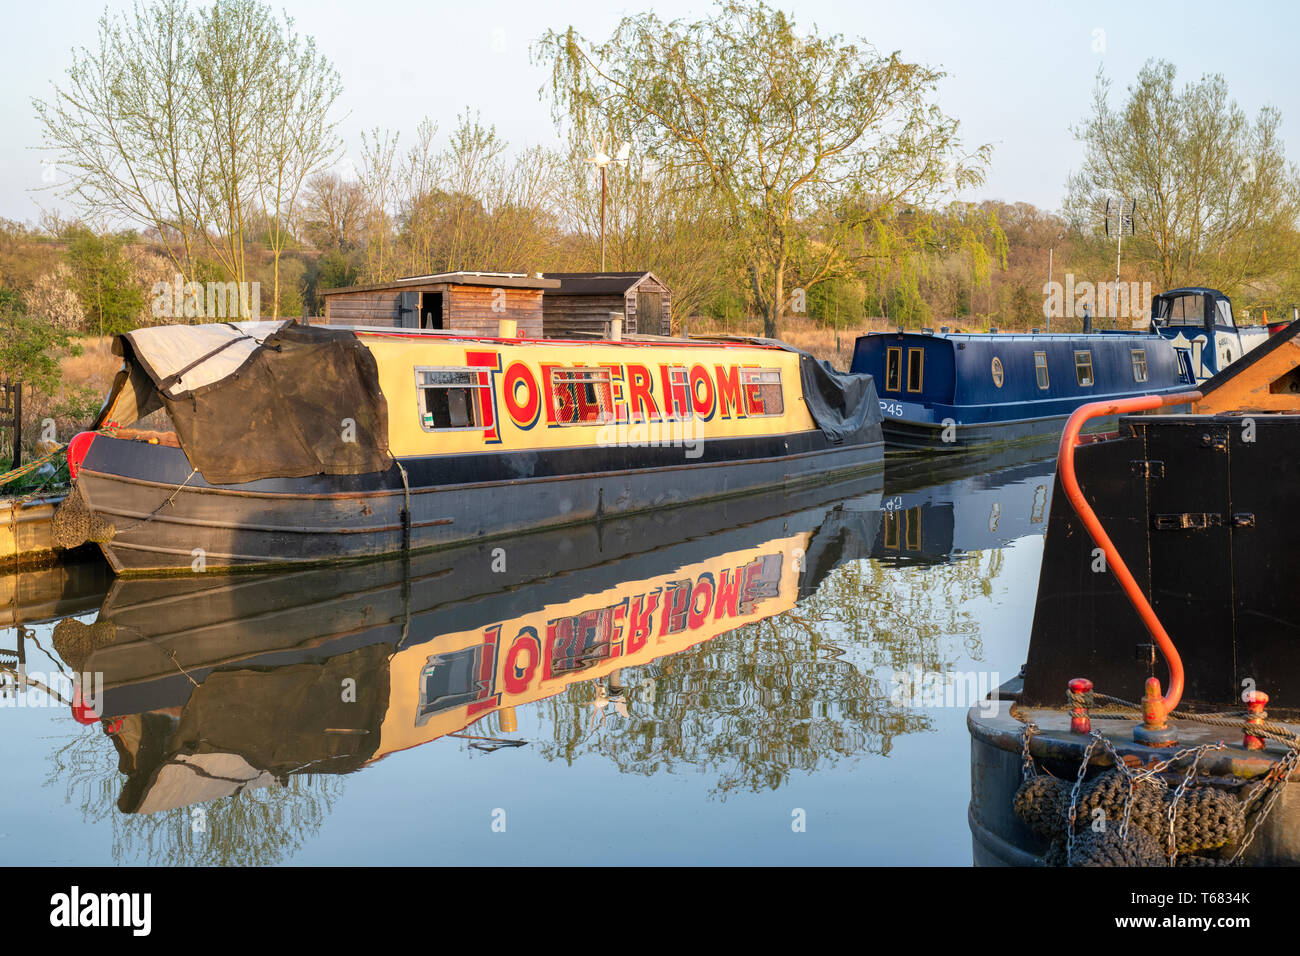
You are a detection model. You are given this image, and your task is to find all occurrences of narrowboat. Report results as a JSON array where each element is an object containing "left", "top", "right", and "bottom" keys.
[
  {"left": 45, "top": 473, "right": 883, "bottom": 815},
  {"left": 1151, "top": 286, "right": 1269, "bottom": 380},
  {"left": 851, "top": 286, "right": 1273, "bottom": 451},
  {"left": 873, "top": 448, "right": 1056, "bottom": 566},
  {"left": 968, "top": 321, "right": 1300, "bottom": 866},
  {"left": 58, "top": 321, "right": 883, "bottom": 574}
]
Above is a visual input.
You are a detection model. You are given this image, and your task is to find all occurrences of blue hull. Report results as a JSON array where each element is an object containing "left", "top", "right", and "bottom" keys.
[{"left": 855, "top": 329, "right": 1197, "bottom": 451}]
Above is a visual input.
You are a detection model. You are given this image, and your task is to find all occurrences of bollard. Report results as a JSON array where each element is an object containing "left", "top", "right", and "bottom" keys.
[
  {"left": 498, "top": 705, "right": 518, "bottom": 735},
  {"left": 1244, "top": 691, "right": 1269, "bottom": 751},
  {"left": 1068, "top": 677, "right": 1093, "bottom": 734},
  {"left": 1133, "top": 676, "right": 1178, "bottom": 746}
]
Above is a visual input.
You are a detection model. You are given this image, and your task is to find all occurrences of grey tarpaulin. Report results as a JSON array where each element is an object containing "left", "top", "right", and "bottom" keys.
[{"left": 96, "top": 323, "right": 392, "bottom": 485}]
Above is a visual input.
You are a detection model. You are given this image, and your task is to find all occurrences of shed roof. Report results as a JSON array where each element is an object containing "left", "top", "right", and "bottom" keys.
[
  {"left": 543, "top": 271, "right": 665, "bottom": 296},
  {"left": 320, "top": 272, "right": 559, "bottom": 297}
]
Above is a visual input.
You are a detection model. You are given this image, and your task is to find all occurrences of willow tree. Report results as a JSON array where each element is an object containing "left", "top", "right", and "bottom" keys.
[
  {"left": 1067, "top": 61, "right": 1300, "bottom": 295},
  {"left": 536, "top": 1, "right": 990, "bottom": 337}
]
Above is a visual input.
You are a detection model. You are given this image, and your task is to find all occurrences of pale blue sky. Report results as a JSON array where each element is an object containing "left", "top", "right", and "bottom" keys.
[{"left": 3, "top": 0, "right": 1297, "bottom": 223}]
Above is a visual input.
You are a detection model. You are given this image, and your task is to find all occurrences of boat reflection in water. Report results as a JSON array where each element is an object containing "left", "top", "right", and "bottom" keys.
[
  {"left": 21, "top": 446, "right": 1057, "bottom": 863},
  {"left": 873, "top": 451, "right": 1056, "bottom": 566}
]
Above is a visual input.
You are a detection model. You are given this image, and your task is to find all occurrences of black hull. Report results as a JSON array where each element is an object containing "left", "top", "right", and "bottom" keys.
[
  {"left": 1023, "top": 413, "right": 1300, "bottom": 712},
  {"left": 77, "top": 433, "right": 884, "bottom": 574}
]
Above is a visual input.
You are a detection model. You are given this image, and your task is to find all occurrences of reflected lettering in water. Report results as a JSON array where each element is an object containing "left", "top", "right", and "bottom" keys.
[{"left": 1, "top": 445, "right": 1057, "bottom": 864}]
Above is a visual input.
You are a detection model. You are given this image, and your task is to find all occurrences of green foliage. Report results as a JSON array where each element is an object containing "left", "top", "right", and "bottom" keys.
[
  {"left": 1067, "top": 60, "right": 1300, "bottom": 295},
  {"left": 0, "top": 289, "right": 82, "bottom": 395},
  {"left": 537, "top": 0, "right": 991, "bottom": 337},
  {"left": 63, "top": 227, "right": 145, "bottom": 336}
]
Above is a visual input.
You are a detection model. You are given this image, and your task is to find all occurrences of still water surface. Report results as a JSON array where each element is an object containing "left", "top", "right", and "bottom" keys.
[{"left": 1, "top": 447, "right": 1056, "bottom": 865}]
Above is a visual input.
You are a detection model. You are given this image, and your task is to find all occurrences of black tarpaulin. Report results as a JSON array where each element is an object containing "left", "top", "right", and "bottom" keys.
[
  {"left": 797, "top": 353, "right": 883, "bottom": 445},
  {"left": 105, "top": 323, "right": 392, "bottom": 485},
  {"left": 721, "top": 337, "right": 882, "bottom": 445}
]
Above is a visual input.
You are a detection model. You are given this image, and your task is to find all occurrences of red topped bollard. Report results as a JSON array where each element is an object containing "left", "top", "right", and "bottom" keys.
[
  {"left": 1244, "top": 691, "right": 1269, "bottom": 751},
  {"left": 1134, "top": 676, "right": 1178, "bottom": 747},
  {"left": 1068, "top": 678, "right": 1094, "bottom": 734}
]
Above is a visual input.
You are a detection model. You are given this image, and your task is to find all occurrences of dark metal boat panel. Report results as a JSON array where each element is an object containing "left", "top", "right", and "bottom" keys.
[{"left": 1022, "top": 415, "right": 1300, "bottom": 711}]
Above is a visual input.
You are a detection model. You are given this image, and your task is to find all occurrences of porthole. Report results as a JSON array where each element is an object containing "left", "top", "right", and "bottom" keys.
[{"left": 991, "top": 356, "right": 1005, "bottom": 388}]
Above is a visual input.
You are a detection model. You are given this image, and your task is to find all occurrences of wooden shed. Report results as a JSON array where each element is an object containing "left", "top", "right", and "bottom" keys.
[
  {"left": 541, "top": 272, "right": 672, "bottom": 338},
  {"left": 319, "top": 273, "right": 559, "bottom": 336}
]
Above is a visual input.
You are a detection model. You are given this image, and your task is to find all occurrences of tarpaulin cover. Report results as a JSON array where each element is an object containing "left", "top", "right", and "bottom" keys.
[
  {"left": 796, "top": 352, "right": 883, "bottom": 445},
  {"left": 727, "top": 337, "right": 883, "bottom": 445},
  {"left": 98, "top": 323, "right": 392, "bottom": 484}
]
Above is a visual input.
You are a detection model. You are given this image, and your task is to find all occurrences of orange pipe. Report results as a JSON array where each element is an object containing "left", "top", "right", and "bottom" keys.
[{"left": 1056, "top": 390, "right": 1202, "bottom": 718}]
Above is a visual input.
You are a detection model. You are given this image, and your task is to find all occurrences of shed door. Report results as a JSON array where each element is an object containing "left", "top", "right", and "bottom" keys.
[
  {"left": 636, "top": 291, "right": 662, "bottom": 335},
  {"left": 399, "top": 291, "right": 419, "bottom": 329}
]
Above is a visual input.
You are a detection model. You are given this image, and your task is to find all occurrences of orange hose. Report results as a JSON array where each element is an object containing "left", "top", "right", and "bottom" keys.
[{"left": 1055, "top": 390, "right": 1202, "bottom": 717}]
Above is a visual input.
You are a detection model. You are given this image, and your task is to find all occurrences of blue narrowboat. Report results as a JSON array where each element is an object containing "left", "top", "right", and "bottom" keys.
[
  {"left": 850, "top": 286, "right": 1273, "bottom": 451},
  {"left": 850, "top": 329, "right": 1196, "bottom": 450}
]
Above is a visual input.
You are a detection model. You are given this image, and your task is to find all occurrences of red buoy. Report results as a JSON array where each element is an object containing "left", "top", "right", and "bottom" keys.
[
  {"left": 70, "top": 686, "right": 99, "bottom": 725},
  {"left": 65, "top": 431, "right": 98, "bottom": 480}
]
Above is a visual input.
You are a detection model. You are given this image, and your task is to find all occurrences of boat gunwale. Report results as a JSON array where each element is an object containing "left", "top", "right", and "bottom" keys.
[{"left": 78, "top": 436, "right": 884, "bottom": 501}]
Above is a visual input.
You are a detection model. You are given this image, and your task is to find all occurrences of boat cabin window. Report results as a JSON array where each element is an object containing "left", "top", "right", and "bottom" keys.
[
  {"left": 1159, "top": 293, "right": 1207, "bottom": 328},
  {"left": 741, "top": 368, "right": 784, "bottom": 416},
  {"left": 1131, "top": 349, "right": 1149, "bottom": 383},
  {"left": 550, "top": 367, "right": 615, "bottom": 425},
  {"left": 904, "top": 507, "right": 921, "bottom": 551},
  {"left": 907, "top": 349, "right": 924, "bottom": 392},
  {"left": 991, "top": 356, "right": 1004, "bottom": 388},
  {"left": 1074, "top": 351, "right": 1094, "bottom": 387},
  {"left": 1215, "top": 299, "right": 1236, "bottom": 330},
  {"left": 417, "top": 646, "right": 487, "bottom": 721},
  {"left": 416, "top": 368, "right": 486, "bottom": 431},
  {"left": 885, "top": 347, "right": 902, "bottom": 392},
  {"left": 1033, "top": 351, "right": 1049, "bottom": 390}
]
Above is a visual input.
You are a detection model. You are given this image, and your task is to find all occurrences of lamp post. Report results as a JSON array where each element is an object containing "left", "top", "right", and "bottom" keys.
[{"left": 585, "top": 138, "right": 631, "bottom": 272}]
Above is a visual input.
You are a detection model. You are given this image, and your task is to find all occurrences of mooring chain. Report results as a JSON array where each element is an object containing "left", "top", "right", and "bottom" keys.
[
  {"left": 1164, "top": 743, "right": 1224, "bottom": 865},
  {"left": 1065, "top": 734, "right": 1103, "bottom": 867},
  {"left": 1019, "top": 721, "right": 1039, "bottom": 782},
  {"left": 1090, "top": 733, "right": 1145, "bottom": 840},
  {"left": 1230, "top": 745, "right": 1300, "bottom": 864},
  {"left": 1064, "top": 732, "right": 1231, "bottom": 861}
]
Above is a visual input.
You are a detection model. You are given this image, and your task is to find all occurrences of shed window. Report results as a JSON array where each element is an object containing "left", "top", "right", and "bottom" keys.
[
  {"left": 550, "top": 367, "right": 614, "bottom": 424},
  {"left": 1074, "top": 351, "right": 1094, "bottom": 387},
  {"left": 1131, "top": 349, "right": 1149, "bottom": 383},
  {"left": 906, "top": 349, "right": 924, "bottom": 392},
  {"left": 1033, "top": 351, "right": 1049, "bottom": 390},
  {"left": 416, "top": 368, "right": 486, "bottom": 431},
  {"left": 741, "top": 368, "right": 784, "bottom": 416},
  {"left": 991, "top": 356, "right": 1005, "bottom": 389},
  {"left": 885, "top": 347, "right": 902, "bottom": 392}
]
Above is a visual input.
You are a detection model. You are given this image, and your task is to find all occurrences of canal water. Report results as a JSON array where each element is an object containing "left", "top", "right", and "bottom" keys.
[{"left": 1, "top": 447, "right": 1056, "bottom": 865}]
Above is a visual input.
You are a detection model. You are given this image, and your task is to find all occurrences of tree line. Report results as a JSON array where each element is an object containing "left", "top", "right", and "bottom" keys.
[{"left": 8, "top": 0, "right": 1300, "bottom": 373}]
